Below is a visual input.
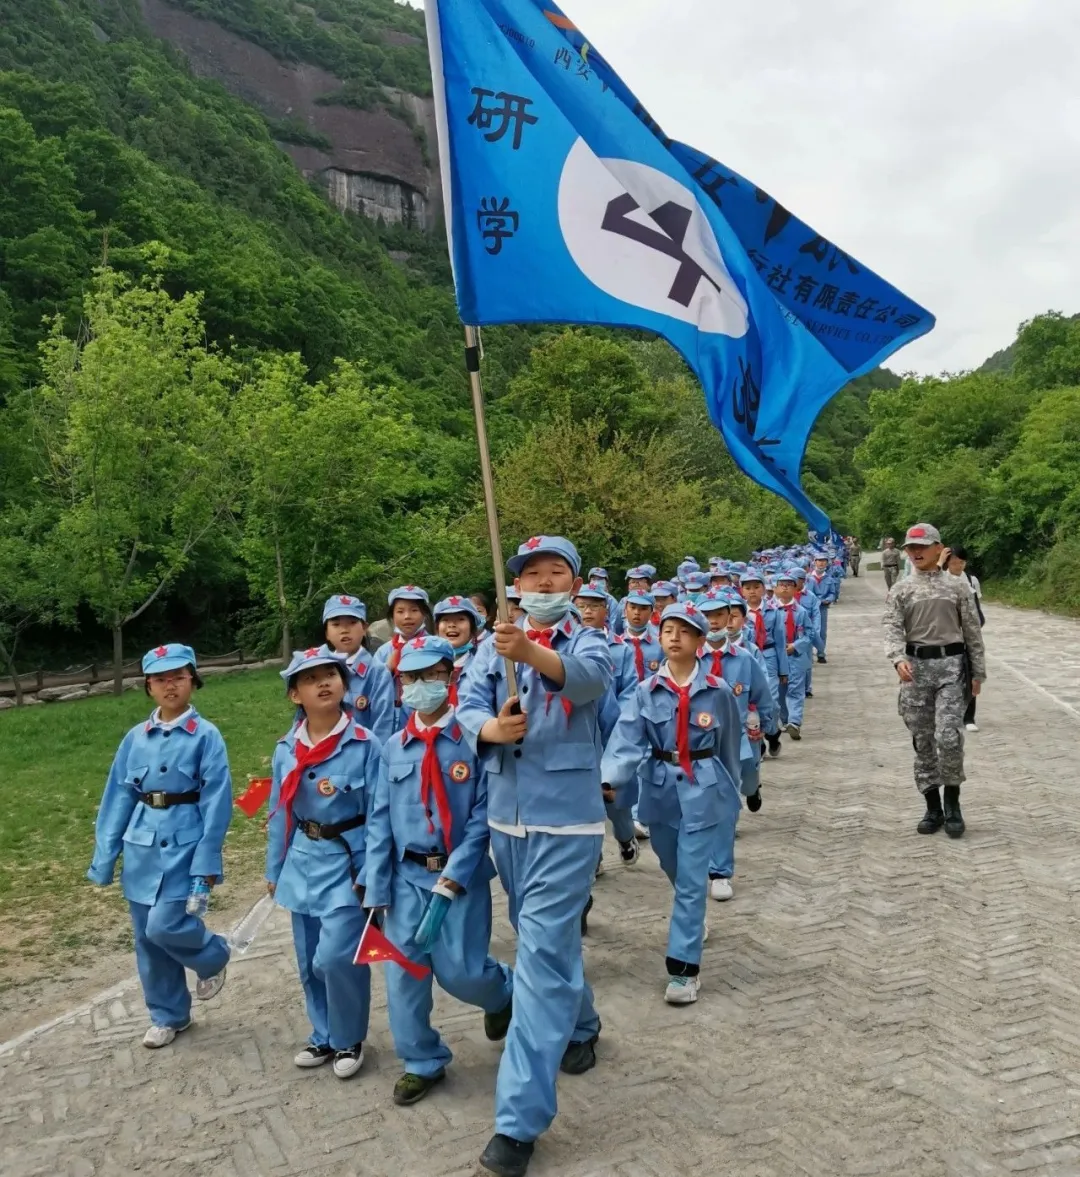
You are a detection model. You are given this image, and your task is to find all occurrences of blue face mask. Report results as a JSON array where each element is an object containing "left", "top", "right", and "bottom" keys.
[
  {"left": 705, "top": 630, "right": 727, "bottom": 645},
  {"left": 401, "top": 680, "right": 449, "bottom": 714},
  {"left": 520, "top": 591, "right": 571, "bottom": 625}
]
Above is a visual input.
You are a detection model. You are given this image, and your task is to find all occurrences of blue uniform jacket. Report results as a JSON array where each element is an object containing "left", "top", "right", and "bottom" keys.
[
  {"left": 455, "top": 613, "right": 613, "bottom": 827},
  {"left": 746, "top": 605, "right": 791, "bottom": 675},
  {"left": 88, "top": 711, "right": 232, "bottom": 906},
  {"left": 364, "top": 715, "right": 498, "bottom": 908},
  {"left": 774, "top": 601, "right": 816, "bottom": 669},
  {"left": 797, "top": 590, "right": 822, "bottom": 640},
  {"left": 600, "top": 669, "right": 743, "bottom": 832},
  {"left": 806, "top": 571, "right": 838, "bottom": 606},
  {"left": 341, "top": 647, "right": 395, "bottom": 744},
  {"left": 700, "top": 643, "right": 776, "bottom": 759},
  {"left": 266, "top": 720, "right": 382, "bottom": 917},
  {"left": 373, "top": 629, "right": 429, "bottom": 733},
  {"left": 622, "top": 626, "right": 663, "bottom": 684},
  {"left": 597, "top": 630, "right": 638, "bottom": 745}
]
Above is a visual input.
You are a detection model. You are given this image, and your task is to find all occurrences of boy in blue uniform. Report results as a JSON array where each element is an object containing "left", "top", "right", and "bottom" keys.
[
  {"left": 587, "top": 566, "right": 622, "bottom": 633},
  {"left": 375, "top": 586, "right": 433, "bottom": 731},
  {"left": 321, "top": 594, "right": 395, "bottom": 743},
  {"left": 88, "top": 644, "right": 231, "bottom": 1048},
  {"left": 433, "top": 594, "right": 483, "bottom": 703},
  {"left": 364, "top": 635, "right": 513, "bottom": 1106},
  {"left": 266, "top": 649, "right": 382, "bottom": 1079},
  {"left": 806, "top": 554, "right": 837, "bottom": 663},
  {"left": 621, "top": 590, "right": 662, "bottom": 683},
  {"left": 740, "top": 569, "right": 789, "bottom": 758},
  {"left": 457, "top": 536, "right": 613, "bottom": 1177},
  {"left": 774, "top": 572, "right": 815, "bottom": 739},
  {"left": 601, "top": 604, "right": 742, "bottom": 1004}
]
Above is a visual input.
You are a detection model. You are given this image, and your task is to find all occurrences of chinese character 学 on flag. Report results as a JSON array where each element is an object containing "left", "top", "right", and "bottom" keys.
[{"left": 353, "top": 918, "right": 430, "bottom": 979}]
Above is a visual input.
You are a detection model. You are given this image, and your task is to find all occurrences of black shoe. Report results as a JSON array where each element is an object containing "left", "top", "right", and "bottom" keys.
[
  {"left": 943, "top": 786, "right": 965, "bottom": 838},
  {"left": 618, "top": 838, "right": 639, "bottom": 865},
  {"left": 917, "top": 788, "right": 944, "bottom": 835},
  {"left": 560, "top": 1032, "right": 599, "bottom": 1075},
  {"left": 392, "top": 1069, "right": 445, "bottom": 1106},
  {"left": 817, "top": 655, "right": 827, "bottom": 664},
  {"left": 766, "top": 733, "right": 782, "bottom": 758},
  {"left": 480, "top": 1134, "right": 535, "bottom": 1177},
  {"left": 805, "top": 689, "right": 814, "bottom": 698},
  {"left": 484, "top": 998, "right": 513, "bottom": 1042},
  {"left": 746, "top": 789, "right": 762, "bottom": 813},
  {"left": 580, "top": 895, "right": 593, "bottom": 937}
]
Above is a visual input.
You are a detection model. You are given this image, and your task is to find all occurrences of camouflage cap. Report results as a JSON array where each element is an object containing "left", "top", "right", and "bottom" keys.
[{"left": 903, "top": 523, "right": 941, "bottom": 547}]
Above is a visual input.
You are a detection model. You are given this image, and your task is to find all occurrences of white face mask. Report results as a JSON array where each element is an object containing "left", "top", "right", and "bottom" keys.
[
  {"left": 401, "top": 679, "right": 449, "bottom": 713},
  {"left": 520, "top": 591, "right": 571, "bottom": 625}
]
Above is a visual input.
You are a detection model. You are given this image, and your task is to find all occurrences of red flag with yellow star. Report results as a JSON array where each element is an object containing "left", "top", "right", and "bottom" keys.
[
  {"left": 235, "top": 776, "right": 272, "bottom": 818},
  {"left": 353, "top": 917, "right": 430, "bottom": 979}
]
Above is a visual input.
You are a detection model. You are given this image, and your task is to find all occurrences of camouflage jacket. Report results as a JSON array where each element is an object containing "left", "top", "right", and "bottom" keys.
[{"left": 882, "top": 570, "right": 987, "bottom": 681}]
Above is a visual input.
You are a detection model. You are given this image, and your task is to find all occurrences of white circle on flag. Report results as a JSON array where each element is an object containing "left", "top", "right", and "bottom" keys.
[{"left": 558, "top": 137, "right": 749, "bottom": 337}]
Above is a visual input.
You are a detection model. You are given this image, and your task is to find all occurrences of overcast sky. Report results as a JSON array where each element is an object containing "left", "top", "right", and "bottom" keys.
[{"left": 407, "top": 0, "right": 1079, "bottom": 374}]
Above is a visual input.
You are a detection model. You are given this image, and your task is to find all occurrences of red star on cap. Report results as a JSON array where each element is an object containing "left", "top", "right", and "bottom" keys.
[
  {"left": 685, "top": 603, "right": 698, "bottom": 615},
  {"left": 153, "top": 645, "right": 169, "bottom": 657},
  {"left": 525, "top": 536, "right": 542, "bottom": 550},
  {"left": 304, "top": 647, "right": 320, "bottom": 658},
  {"left": 410, "top": 636, "right": 426, "bottom": 649},
  {"left": 447, "top": 595, "right": 463, "bottom": 606},
  {"left": 404, "top": 584, "right": 417, "bottom": 592},
  {"left": 339, "top": 595, "right": 352, "bottom": 604}
]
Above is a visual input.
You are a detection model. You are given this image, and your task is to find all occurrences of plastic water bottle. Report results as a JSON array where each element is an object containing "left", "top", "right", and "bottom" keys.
[
  {"left": 747, "top": 705, "right": 761, "bottom": 742},
  {"left": 186, "top": 877, "right": 212, "bottom": 917},
  {"left": 227, "top": 894, "right": 277, "bottom": 956}
]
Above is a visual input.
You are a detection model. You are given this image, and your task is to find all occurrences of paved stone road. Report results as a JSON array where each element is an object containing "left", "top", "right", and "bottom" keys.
[{"left": 4, "top": 571, "right": 1080, "bottom": 1177}]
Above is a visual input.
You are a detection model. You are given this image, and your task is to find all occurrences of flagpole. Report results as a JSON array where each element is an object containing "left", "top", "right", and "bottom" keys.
[{"left": 463, "top": 324, "right": 519, "bottom": 698}]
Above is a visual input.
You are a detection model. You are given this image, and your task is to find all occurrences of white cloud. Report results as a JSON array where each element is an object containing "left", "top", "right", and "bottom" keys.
[{"left": 406, "top": 0, "right": 1080, "bottom": 373}]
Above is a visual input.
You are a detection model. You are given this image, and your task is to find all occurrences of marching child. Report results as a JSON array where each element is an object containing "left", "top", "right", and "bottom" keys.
[
  {"left": 321, "top": 594, "right": 395, "bottom": 743},
  {"left": 602, "top": 603, "right": 742, "bottom": 1005},
  {"left": 434, "top": 595, "right": 483, "bottom": 703},
  {"left": 773, "top": 571, "right": 815, "bottom": 740},
  {"left": 456, "top": 535, "right": 613, "bottom": 1177},
  {"left": 375, "top": 586, "right": 434, "bottom": 732},
  {"left": 88, "top": 644, "right": 231, "bottom": 1048},
  {"left": 266, "top": 649, "right": 381, "bottom": 1079},
  {"left": 364, "top": 635, "right": 514, "bottom": 1106},
  {"left": 740, "top": 569, "right": 788, "bottom": 759}
]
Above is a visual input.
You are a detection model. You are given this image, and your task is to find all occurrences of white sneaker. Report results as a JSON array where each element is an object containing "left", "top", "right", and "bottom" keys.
[
  {"left": 633, "top": 821, "right": 650, "bottom": 840},
  {"left": 293, "top": 1044, "right": 334, "bottom": 1068},
  {"left": 142, "top": 1021, "right": 190, "bottom": 1049},
  {"left": 196, "top": 966, "right": 226, "bottom": 1001},
  {"left": 332, "top": 1044, "right": 365, "bottom": 1079},
  {"left": 966, "top": 722, "right": 979, "bottom": 732},
  {"left": 703, "top": 921, "right": 709, "bottom": 943},
  {"left": 709, "top": 877, "right": 734, "bottom": 902},
  {"left": 664, "top": 975, "right": 701, "bottom": 1005}
]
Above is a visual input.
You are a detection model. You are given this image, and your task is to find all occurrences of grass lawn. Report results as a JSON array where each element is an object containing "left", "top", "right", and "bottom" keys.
[{"left": 0, "top": 667, "right": 292, "bottom": 986}]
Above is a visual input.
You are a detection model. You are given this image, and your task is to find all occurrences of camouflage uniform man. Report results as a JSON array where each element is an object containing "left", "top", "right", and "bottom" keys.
[
  {"left": 883, "top": 524, "right": 986, "bottom": 838},
  {"left": 880, "top": 538, "right": 901, "bottom": 589}
]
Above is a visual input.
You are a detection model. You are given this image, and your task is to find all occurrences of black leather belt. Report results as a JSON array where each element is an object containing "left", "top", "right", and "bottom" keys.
[
  {"left": 403, "top": 849, "right": 448, "bottom": 872},
  {"left": 136, "top": 790, "right": 199, "bottom": 809},
  {"left": 651, "top": 746, "right": 715, "bottom": 764},
  {"left": 906, "top": 642, "right": 965, "bottom": 659},
  {"left": 296, "top": 814, "right": 366, "bottom": 840}
]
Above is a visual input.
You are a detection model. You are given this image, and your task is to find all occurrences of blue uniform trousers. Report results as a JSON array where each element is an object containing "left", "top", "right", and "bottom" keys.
[
  {"left": 649, "top": 822, "right": 715, "bottom": 966},
  {"left": 129, "top": 900, "right": 230, "bottom": 1029},
  {"left": 782, "top": 665, "right": 808, "bottom": 727},
  {"left": 762, "top": 649, "right": 783, "bottom": 733},
  {"left": 708, "top": 756, "right": 757, "bottom": 879},
  {"left": 817, "top": 604, "right": 830, "bottom": 653},
  {"left": 490, "top": 830, "right": 602, "bottom": 1142},
  {"left": 384, "top": 874, "right": 513, "bottom": 1078},
  {"left": 291, "top": 906, "right": 371, "bottom": 1050},
  {"left": 604, "top": 800, "right": 636, "bottom": 844}
]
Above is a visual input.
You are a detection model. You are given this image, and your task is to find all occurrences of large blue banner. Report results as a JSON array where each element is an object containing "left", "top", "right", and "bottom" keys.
[{"left": 425, "top": 0, "right": 934, "bottom": 533}]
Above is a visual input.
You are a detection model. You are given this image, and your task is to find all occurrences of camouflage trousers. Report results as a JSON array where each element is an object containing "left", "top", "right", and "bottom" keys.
[{"left": 898, "top": 654, "right": 967, "bottom": 793}]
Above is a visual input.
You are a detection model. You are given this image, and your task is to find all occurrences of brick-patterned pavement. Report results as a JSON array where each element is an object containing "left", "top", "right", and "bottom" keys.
[{"left": 4, "top": 570, "right": 1080, "bottom": 1177}]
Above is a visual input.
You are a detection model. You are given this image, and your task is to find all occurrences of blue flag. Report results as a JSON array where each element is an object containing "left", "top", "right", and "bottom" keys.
[{"left": 425, "top": 0, "right": 934, "bottom": 533}]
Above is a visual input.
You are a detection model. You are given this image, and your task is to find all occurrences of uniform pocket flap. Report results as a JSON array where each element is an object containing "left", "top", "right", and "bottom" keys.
[
  {"left": 124, "top": 765, "right": 151, "bottom": 789},
  {"left": 172, "top": 823, "right": 203, "bottom": 846},
  {"left": 122, "top": 825, "right": 156, "bottom": 846},
  {"left": 544, "top": 742, "right": 594, "bottom": 771},
  {"left": 388, "top": 761, "right": 415, "bottom": 783}
]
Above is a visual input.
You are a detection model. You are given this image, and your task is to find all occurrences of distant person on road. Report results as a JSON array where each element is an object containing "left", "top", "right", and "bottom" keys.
[
  {"left": 946, "top": 547, "right": 985, "bottom": 732},
  {"left": 882, "top": 525, "right": 986, "bottom": 839},
  {"left": 849, "top": 538, "right": 862, "bottom": 577},
  {"left": 881, "top": 538, "right": 901, "bottom": 588}
]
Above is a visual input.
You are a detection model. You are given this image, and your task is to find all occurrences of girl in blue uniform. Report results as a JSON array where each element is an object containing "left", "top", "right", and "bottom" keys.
[
  {"left": 375, "top": 586, "right": 433, "bottom": 732},
  {"left": 601, "top": 603, "right": 742, "bottom": 1006},
  {"left": 320, "top": 594, "right": 395, "bottom": 743},
  {"left": 266, "top": 648, "right": 382, "bottom": 1079},
  {"left": 364, "top": 635, "right": 513, "bottom": 1106},
  {"left": 88, "top": 644, "right": 231, "bottom": 1048},
  {"left": 433, "top": 595, "right": 483, "bottom": 704}
]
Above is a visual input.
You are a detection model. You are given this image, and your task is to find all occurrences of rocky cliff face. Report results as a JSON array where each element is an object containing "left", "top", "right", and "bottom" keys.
[{"left": 140, "top": 0, "right": 440, "bottom": 231}]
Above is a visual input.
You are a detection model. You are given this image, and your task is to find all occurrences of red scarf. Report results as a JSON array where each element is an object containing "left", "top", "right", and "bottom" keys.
[
  {"left": 661, "top": 677, "right": 695, "bottom": 781},
  {"left": 781, "top": 602, "right": 796, "bottom": 643},
  {"left": 388, "top": 632, "right": 406, "bottom": 705},
  {"left": 527, "top": 628, "right": 573, "bottom": 722},
  {"left": 405, "top": 714, "right": 455, "bottom": 851},
  {"left": 627, "top": 634, "right": 646, "bottom": 681},
  {"left": 750, "top": 607, "right": 767, "bottom": 650},
  {"left": 274, "top": 723, "right": 348, "bottom": 846},
  {"left": 708, "top": 648, "right": 724, "bottom": 677},
  {"left": 448, "top": 665, "right": 461, "bottom": 707}
]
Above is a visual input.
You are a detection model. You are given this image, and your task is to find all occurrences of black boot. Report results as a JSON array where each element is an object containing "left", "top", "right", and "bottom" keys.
[
  {"left": 943, "top": 786, "right": 965, "bottom": 838},
  {"left": 580, "top": 894, "right": 593, "bottom": 937},
  {"left": 479, "top": 1133, "right": 535, "bottom": 1177},
  {"left": 917, "top": 787, "right": 944, "bottom": 835}
]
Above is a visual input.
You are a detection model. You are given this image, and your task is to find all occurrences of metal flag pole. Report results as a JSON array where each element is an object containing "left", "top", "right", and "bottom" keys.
[{"left": 463, "top": 324, "right": 519, "bottom": 698}]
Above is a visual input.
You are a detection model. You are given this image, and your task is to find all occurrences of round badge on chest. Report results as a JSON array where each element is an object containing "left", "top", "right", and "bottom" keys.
[
  {"left": 648, "top": 660, "right": 660, "bottom": 671},
  {"left": 696, "top": 712, "right": 713, "bottom": 728},
  {"left": 449, "top": 761, "right": 471, "bottom": 783},
  {"left": 354, "top": 695, "right": 369, "bottom": 711},
  {"left": 316, "top": 778, "right": 336, "bottom": 796},
  {"left": 733, "top": 683, "right": 744, "bottom": 696}
]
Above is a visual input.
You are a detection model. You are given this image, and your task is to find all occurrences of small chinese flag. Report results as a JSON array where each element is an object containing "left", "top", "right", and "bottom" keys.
[
  {"left": 235, "top": 776, "right": 272, "bottom": 818},
  {"left": 353, "top": 917, "right": 430, "bottom": 979}
]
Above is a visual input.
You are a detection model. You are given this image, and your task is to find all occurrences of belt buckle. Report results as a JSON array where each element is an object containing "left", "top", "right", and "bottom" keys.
[
  {"left": 301, "top": 820, "right": 319, "bottom": 839},
  {"left": 425, "top": 854, "right": 444, "bottom": 872},
  {"left": 148, "top": 791, "right": 167, "bottom": 809}
]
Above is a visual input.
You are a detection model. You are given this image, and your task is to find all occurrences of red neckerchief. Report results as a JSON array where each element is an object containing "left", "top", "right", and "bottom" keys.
[
  {"left": 627, "top": 633, "right": 646, "bottom": 681},
  {"left": 651, "top": 610, "right": 661, "bottom": 627},
  {"left": 708, "top": 647, "right": 724, "bottom": 677},
  {"left": 781, "top": 601, "right": 796, "bottom": 643},
  {"left": 448, "top": 665, "right": 461, "bottom": 707},
  {"left": 750, "top": 607, "right": 767, "bottom": 650},
  {"left": 526, "top": 627, "right": 573, "bottom": 722},
  {"left": 405, "top": 714, "right": 455, "bottom": 851},
  {"left": 388, "top": 633, "right": 406, "bottom": 704},
  {"left": 660, "top": 676, "right": 694, "bottom": 781},
  {"left": 274, "top": 723, "right": 348, "bottom": 846}
]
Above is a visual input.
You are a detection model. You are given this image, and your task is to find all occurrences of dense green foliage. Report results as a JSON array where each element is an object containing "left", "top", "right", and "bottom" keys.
[{"left": 852, "top": 313, "right": 1080, "bottom": 612}]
